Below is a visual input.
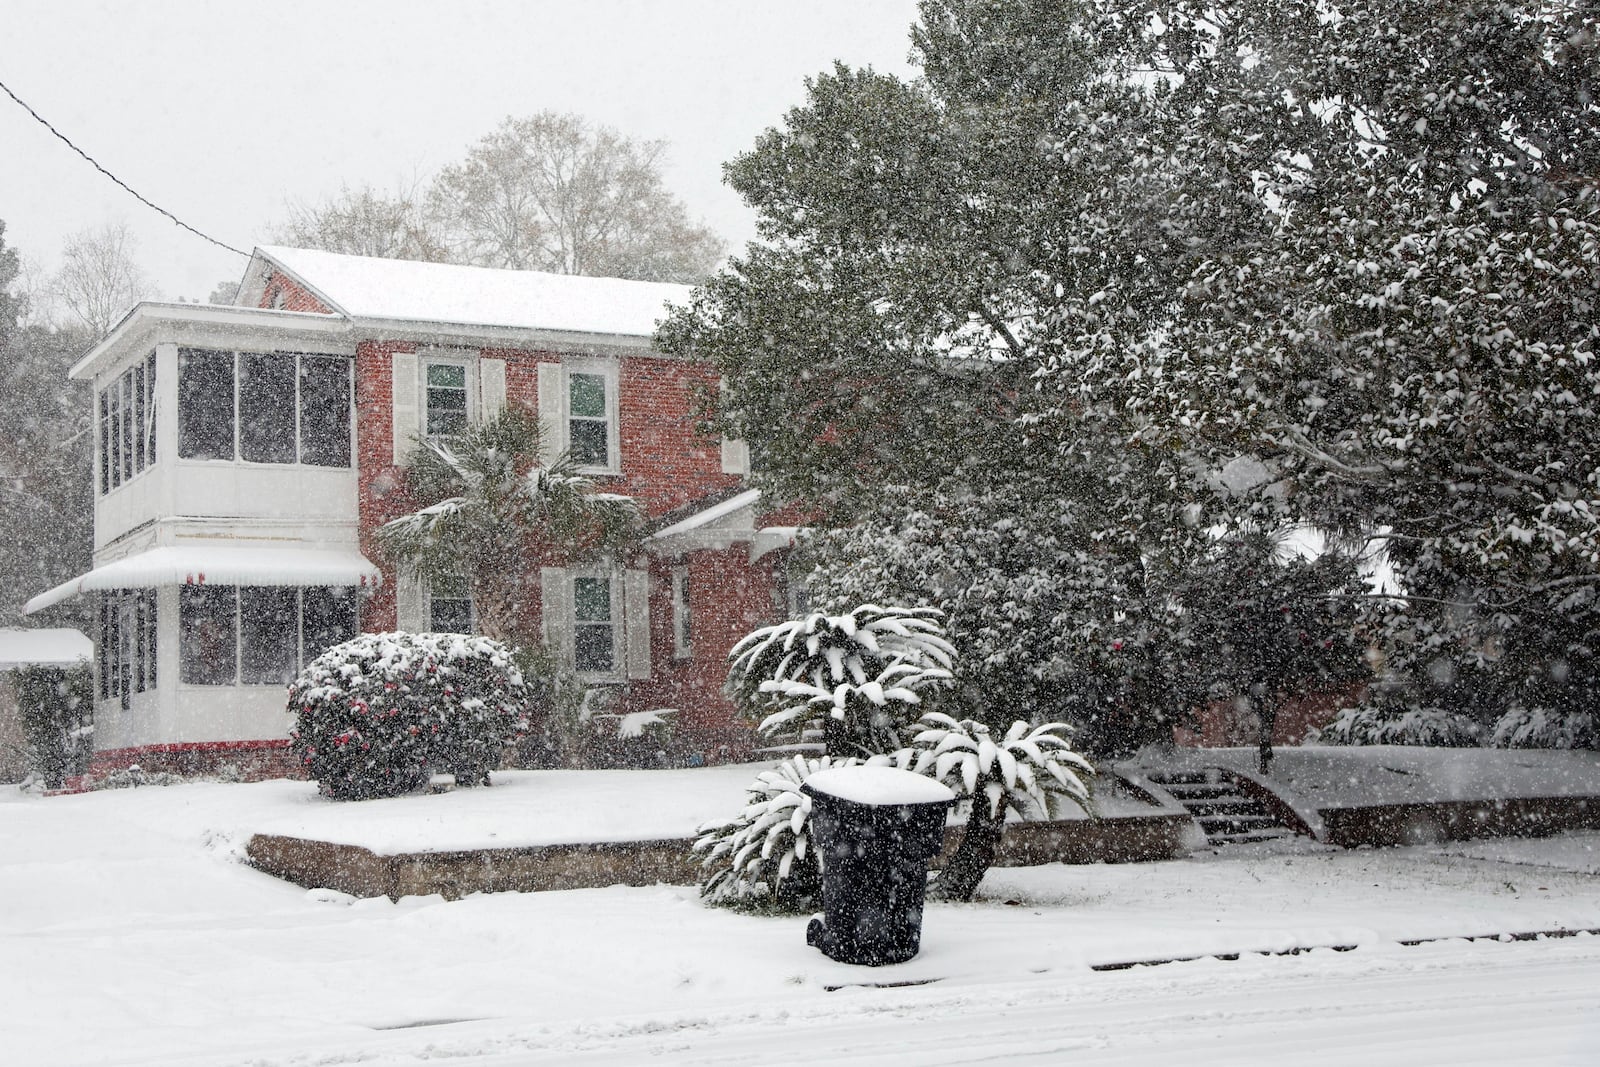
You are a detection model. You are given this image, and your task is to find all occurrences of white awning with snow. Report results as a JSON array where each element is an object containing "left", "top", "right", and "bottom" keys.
[
  {"left": 0, "top": 628, "right": 92, "bottom": 668},
  {"left": 23, "top": 545, "right": 382, "bottom": 616}
]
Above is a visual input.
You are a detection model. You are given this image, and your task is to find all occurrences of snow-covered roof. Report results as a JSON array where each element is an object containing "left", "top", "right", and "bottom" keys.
[
  {"left": 251, "top": 246, "right": 693, "bottom": 339},
  {"left": 0, "top": 628, "right": 92, "bottom": 668},
  {"left": 24, "top": 545, "right": 381, "bottom": 615}
]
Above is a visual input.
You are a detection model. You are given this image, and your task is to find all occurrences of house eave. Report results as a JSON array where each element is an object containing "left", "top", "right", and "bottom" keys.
[{"left": 69, "top": 303, "right": 355, "bottom": 380}]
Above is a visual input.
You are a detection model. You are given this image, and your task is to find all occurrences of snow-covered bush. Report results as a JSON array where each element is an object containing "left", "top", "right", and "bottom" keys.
[
  {"left": 289, "top": 632, "right": 528, "bottom": 800},
  {"left": 694, "top": 753, "right": 859, "bottom": 911},
  {"left": 872, "top": 713, "right": 1093, "bottom": 900},
  {"left": 1320, "top": 700, "right": 1481, "bottom": 748},
  {"left": 1489, "top": 706, "right": 1600, "bottom": 750},
  {"left": 727, "top": 604, "right": 955, "bottom": 757}
]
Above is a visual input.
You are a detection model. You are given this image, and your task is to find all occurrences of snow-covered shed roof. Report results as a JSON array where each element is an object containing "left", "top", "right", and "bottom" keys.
[
  {"left": 0, "top": 628, "right": 92, "bottom": 668},
  {"left": 243, "top": 247, "right": 694, "bottom": 340},
  {"left": 24, "top": 545, "right": 381, "bottom": 616}
]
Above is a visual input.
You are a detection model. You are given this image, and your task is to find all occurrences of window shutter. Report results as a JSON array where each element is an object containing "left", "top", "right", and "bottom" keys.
[
  {"left": 391, "top": 351, "right": 419, "bottom": 463},
  {"left": 540, "top": 567, "right": 572, "bottom": 667},
  {"left": 536, "top": 362, "right": 564, "bottom": 466},
  {"left": 395, "top": 570, "right": 426, "bottom": 633},
  {"left": 479, "top": 356, "right": 507, "bottom": 423},
  {"left": 624, "top": 569, "right": 651, "bottom": 680},
  {"left": 720, "top": 437, "right": 750, "bottom": 476}
]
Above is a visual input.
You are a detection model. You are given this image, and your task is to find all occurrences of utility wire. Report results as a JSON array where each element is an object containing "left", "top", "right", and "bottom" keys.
[{"left": 0, "top": 75, "right": 247, "bottom": 257}]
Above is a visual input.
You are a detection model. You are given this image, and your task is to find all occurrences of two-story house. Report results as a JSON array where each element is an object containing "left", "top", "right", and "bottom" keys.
[{"left": 23, "top": 247, "right": 799, "bottom": 778}]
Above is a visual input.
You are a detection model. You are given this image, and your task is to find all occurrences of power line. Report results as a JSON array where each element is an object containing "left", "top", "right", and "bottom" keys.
[{"left": 0, "top": 75, "right": 247, "bottom": 257}]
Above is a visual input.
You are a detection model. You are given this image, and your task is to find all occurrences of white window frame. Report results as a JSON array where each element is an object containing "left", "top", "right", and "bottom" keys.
[
  {"left": 427, "top": 573, "right": 476, "bottom": 634},
  {"left": 570, "top": 568, "right": 623, "bottom": 680},
  {"left": 419, "top": 352, "right": 475, "bottom": 440},
  {"left": 541, "top": 359, "right": 620, "bottom": 474}
]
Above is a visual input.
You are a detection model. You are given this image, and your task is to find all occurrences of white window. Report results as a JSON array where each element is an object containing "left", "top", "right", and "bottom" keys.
[
  {"left": 572, "top": 574, "right": 617, "bottom": 674},
  {"left": 671, "top": 566, "right": 692, "bottom": 659},
  {"left": 541, "top": 566, "right": 650, "bottom": 680},
  {"left": 423, "top": 359, "right": 471, "bottom": 437},
  {"left": 538, "top": 360, "right": 619, "bottom": 473},
  {"left": 428, "top": 574, "right": 475, "bottom": 634}
]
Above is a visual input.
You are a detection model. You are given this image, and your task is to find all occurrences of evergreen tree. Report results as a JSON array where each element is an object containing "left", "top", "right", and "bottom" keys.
[
  {"left": 1098, "top": 1, "right": 1600, "bottom": 742},
  {"left": 660, "top": 0, "right": 1342, "bottom": 753},
  {"left": 0, "top": 221, "right": 93, "bottom": 628}
]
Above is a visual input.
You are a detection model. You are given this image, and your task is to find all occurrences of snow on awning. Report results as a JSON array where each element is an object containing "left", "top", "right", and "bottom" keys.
[
  {"left": 23, "top": 545, "right": 382, "bottom": 616},
  {"left": 649, "top": 488, "right": 762, "bottom": 541},
  {"left": 750, "top": 526, "right": 802, "bottom": 563},
  {"left": 0, "top": 627, "right": 92, "bottom": 668}
]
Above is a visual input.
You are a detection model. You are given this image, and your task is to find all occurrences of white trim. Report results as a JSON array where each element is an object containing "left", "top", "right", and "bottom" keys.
[
  {"left": 479, "top": 356, "right": 507, "bottom": 423},
  {"left": 751, "top": 526, "right": 803, "bottom": 563},
  {"left": 624, "top": 569, "right": 651, "bottom": 680},
  {"left": 650, "top": 489, "right": 762, "bottom": 541},
  {"left": 537, "top": 362, "right": 564, "bottom": 467},
  {"left": 391, "top": 351, "right": 419, "bottom": 461}
]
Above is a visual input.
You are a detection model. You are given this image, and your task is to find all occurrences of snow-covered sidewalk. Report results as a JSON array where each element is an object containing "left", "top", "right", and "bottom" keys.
[{"left": 3, "top": 776, "right": 1599, "bottom": 1065}]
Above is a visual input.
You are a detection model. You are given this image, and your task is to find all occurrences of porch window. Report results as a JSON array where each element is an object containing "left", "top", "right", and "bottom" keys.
[
  {"left": 179, "top": 585, "right": 360, "bottom": 686},
  {"left": 98, "top": 590, "right": 157, "bottom": 704},
  {"left": 178, "top": 348, "right": 352, "bottom": 466},
  {"left": 98, "top": 353, "right": 157, "bottom": 493}
]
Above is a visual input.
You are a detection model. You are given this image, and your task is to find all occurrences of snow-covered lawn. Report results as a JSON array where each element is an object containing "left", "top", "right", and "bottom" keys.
[{"left": 4, "top": 772, "right": 1599, "bottom": 1066}]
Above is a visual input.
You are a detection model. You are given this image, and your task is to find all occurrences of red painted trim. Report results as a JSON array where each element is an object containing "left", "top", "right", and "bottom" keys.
[{"left": 94, "top": 740, "right": 290, "bottom": 760}]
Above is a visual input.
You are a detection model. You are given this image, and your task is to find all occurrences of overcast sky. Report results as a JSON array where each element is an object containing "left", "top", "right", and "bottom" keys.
[{"left": 0, "top": 0, "right": 921, "bottom": 305}]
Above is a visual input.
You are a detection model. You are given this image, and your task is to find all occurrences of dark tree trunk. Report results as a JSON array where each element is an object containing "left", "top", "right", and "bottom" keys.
[
  {"left": 1256, "top": 691, "right": 1278, "bottom": 776},
  {"left": 928, "top": 792, "right": 1002, "bottom": 902}
]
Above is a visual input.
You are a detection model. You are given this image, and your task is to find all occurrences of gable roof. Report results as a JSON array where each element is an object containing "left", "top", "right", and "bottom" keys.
[{"left": 243, "top": 246, "right": 694, "bottom": 340}]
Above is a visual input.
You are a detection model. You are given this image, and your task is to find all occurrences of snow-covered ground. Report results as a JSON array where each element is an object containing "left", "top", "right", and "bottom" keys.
[{"left": 4, "top": 772, "right": 1599, "bottom": 1066}]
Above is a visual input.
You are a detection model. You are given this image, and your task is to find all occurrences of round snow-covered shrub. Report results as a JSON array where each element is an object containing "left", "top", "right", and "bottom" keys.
[
  {"left": 694, "top": 754, "right": 861, "bottom": 911},
  {"left": 1320, "top": 701, "right": 1481, "bottom": 747},
  {"left": 1489, "top": 706, "right": 1600, "bottom": 750},
  {"left": 289, "top": 632, "right": 528, "bottom": 800}
]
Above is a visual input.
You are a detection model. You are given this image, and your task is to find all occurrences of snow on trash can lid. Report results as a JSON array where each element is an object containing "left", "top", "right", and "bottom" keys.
[{"left": 804, "top": 765, "right": 956, "bottom": 806}]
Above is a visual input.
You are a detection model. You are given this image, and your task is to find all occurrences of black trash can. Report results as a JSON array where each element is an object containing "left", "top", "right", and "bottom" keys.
[{"left": 801, "top": 764, "right": 956, "bottom": 966}]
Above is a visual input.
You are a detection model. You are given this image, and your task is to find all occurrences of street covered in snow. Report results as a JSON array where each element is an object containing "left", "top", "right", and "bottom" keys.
[{"left": 3, "top": 774, "right": 1597, "bottom": 1066}]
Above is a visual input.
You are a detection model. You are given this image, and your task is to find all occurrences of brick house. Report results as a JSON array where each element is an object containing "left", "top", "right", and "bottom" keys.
[{"left": 23, "top": 247, "right": 800, "bottom": 778}]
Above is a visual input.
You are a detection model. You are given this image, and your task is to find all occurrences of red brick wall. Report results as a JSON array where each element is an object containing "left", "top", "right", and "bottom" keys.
[
  {"left": 355, "top": 340, "right": 418, "bottom": 632},
  {"left": 1178, "top": 684, "right": 1367, "bottom": 748},
  {"left": 620, "top": 546, "right": 786, "bottom": 758},
  {"left": 350, "top": 339, "right": 771, "bottom": 748},
  {"left": 258, "top": 272, "right": 333, "bottom": 314}
]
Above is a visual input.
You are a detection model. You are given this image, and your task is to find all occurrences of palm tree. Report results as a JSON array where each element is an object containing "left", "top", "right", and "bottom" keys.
[{"left": 375, "top": 405, "right": 641, "bottom": 647}]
